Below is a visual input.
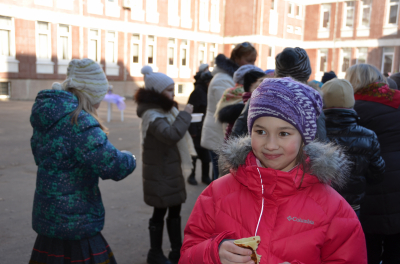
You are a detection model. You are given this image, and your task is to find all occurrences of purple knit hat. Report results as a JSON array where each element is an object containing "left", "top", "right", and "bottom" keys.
[{"left": 248, "top": 77, "right": 323, "bottom": 145}]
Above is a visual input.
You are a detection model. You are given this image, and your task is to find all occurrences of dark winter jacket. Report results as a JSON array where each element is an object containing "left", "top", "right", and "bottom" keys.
[
  {"left": 30, "top": 90, "right": 136, "bottom": 240},
  {"left": 188, "top": 81, "right": 208, "bottom": 148},
  {"left": 324, "top": 108, "right": 385, "bottom": 208},
  {"left": 354, "top": 85, "right": 400, "bottom": 235},
  {"left": 135, "top": 89, "right": 190, "bottom": 208}
]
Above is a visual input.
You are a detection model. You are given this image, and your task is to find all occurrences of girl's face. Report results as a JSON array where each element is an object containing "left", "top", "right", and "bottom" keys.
[
  {"left": 236, "top": 51, "right": 257, "bottom": 66},
  {"left": 162, "top": 84, "right": 175, "bottom": 100},
  {"left": 251, "top": 116, "right": 302, "bottom": 171}
]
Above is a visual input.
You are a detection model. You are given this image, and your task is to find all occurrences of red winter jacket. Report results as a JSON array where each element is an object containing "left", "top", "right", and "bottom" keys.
[{"left": 180, "top": 137, "right": 367, "bottom": 264}]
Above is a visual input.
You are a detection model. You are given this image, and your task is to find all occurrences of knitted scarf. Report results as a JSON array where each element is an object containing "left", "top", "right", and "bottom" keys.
[
  {"left": 355, "top": 82, "right": 400, "bottom": 109},
  {"left": 214, "top": 84, "right": 244, "bottom": 120},
  {"left": 140, "top": 107, "right": 197, "bottom": 177}
]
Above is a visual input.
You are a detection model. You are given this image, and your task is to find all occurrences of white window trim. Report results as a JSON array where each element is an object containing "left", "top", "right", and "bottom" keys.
[
  {"left": 168, "top": 0, "right": 180, "bottom": 26},
  {"left": 356, "top": 47, "right": 368, "bottom": 64},
  {"left": 288, "top": 3, "right": 295, "bottom": 17},
  {"left": 342, "top": 1, "right": 355, "bottom": 29},
  {"left": 271, "top": 0, "right": 277, "bottom": 11},
  {"left": 199, "top": 0, "right": 210, "bottom": 31},
  {"left": 167, "top": 38, "right": 177, "bottom": 67},
  {"left": 320, "top": 4, "right": 331, "bottom": 30},
  {"left": 381, "top": 47, "right": 395, "bottom": 73},
  {"left": 210, "top": 0, "right": 221, "bottom": 33},
  {"left": 0, "top": 16, "right": 19, "bottom": 73},
  {"left": 56, "top": 0, "right": 74, "bottom": 10},
  {"left": 180, "top": 40, "right": 190, "bottom": 68},
  {"left": 386, "top": 0, "right": 400, "bottom": 26},
  {"left": 57, "top": 24, "right": 72, "bottom": 75},
  {"left": 287, "top": 25, "right": 294, "bottom": 33},
  {"left": 295, "top": 5, "right": 302, "bottom": 19},
  {"left": 294, "top": 26, "right": 302, "bottom": 35},
  {"left": 105, "top": 0, "right": 121, "bottom": 18},
  {"left": 131, "top": 0, "right": 145, "bottom": 21},
  {"left": 198, "top": 42, "right": 207, "bottom": 65},
  {"left": 181, "top": 0, "right": 193, "bottom": 28},
  {"left": 105, "top": 31, "right": 120, "bottom": 76},
  {"left": 339, "top": 48, "right": 351, "bottom": 76},
  {"left": 35, "top": 21, "right": 54, "bottom": 74},
  {"left": 317, "top": 49, "right": 328, "bottom": 73},
  {"left": 209, "top": 43, "right": 217, "bottom": 66},
  {"left": 358, "top": 0, "right": 372, "bottom": 28},
  {"left": 146, "top": 0, "right": 160, "bottom": 23},
  {"left": 130, "top": 33, "right": 142, "bottom": 77},
  {"left": 87, "top": 0, "right": 104, "bottom": 15},
  {"left": 269, "top": 1, "right": 279, "bottom": 35},
  {"left": 146, "top": 35, "right": 157, "bottom": 71},
  {"left": 88, "top": 28, "right": 101, "bottom": 64}
]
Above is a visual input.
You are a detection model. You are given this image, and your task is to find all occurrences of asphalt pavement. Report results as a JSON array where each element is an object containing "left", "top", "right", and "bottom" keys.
[{"left": 0, "top": 99, "right": 208, "bottom": 264}]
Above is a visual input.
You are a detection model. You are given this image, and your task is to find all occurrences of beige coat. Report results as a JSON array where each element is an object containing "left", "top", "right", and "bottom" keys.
[{"left": 201, "top": 67, "right": 235, "bottom": 151}]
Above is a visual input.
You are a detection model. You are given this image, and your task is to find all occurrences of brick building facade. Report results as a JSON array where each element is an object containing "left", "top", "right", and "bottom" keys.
[{"left": 0, "top": 0, "right": 399, "bottom": 100}]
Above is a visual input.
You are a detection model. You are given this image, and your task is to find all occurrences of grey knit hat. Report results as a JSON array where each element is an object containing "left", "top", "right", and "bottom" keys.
[
  {"left": 275, "top": 47, "right": 312, "bottom": 83},
  {"left": 233, "top": 65, "right": 264, "bottom": 85},
  {"left": 141, "top": 65, "right": 174, "bottom": 93}
]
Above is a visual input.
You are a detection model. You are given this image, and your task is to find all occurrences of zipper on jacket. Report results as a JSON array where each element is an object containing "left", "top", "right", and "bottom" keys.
[{"left": 255, "top": 167, "right": 264, "bottom": 236}]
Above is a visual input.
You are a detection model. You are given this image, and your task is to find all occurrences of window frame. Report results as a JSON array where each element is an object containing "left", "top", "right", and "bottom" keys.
[
  {"left": 198, "top": 42, "right": 207, "bottom": 65},
  {"left": 340, "top": 48, "right": 352, "bottom": 73},
  {"left": 0, "top": 16, "right": 16, "bottom": 59},
  {"left": 320, "top": 4, "right": 331, "bottom": 30},
  {"left": 387, "top": 0, "right": 400, "bottom": 25},
  {"left": 146, "top": 0, "right": 160, "bottom": 23},
  {"left": 210, "top": 0, "right": 220, "bottom": 32},
  {"left": 295, "top": 5, "right": 302, "bottom": 19},
  {"left": 167, "top": 38, "right": 177, "bottom": 67},
  {"left": 36, "top": 21, "right": 52, "bottom": 61},
  {"left": 343, "top": 1, "right": 355, "bottom": 29},
  {"left": 199, "top": 0, "right": 210, "bottom": 31},
  {"left": 88, "top": 28, "right": 101, "bottom": 63},
  {"left": 356, "top": 47, "right": 368, "bottom": 64},
  {"left": 287, "top": 25, "right": 294, "bottom": 33},
  {"left": 131, "top": 33, "right": 142, "bottom": 66},
  {"left": 146, "top": 35, "right": 157, "bottom": 66},
  {"left": 181, "top": 0, "right": 193, "bottom": 28},
  {"left": 288, "top": 2, "right": 295, "bottom": 17},
  {"left": 168, "top": 0, "right": 180, "bottom": 26},
  {"left": 359, "top": 0, "right": 372, "bottom": 28},
  {"left": 318, "top": 48, "right": 328, "bottom": 73},
  {"left": 209, "top": 43, "right": 217, "bottom": 66},
  {"left": 105, "top": 30, "right": 118, "bottom": 64},
  {"left": 381, "top": 47, "right": 395, "bottom": 74},
  {"left": 57, "top": 24, "right": 72, "bottom": 62},
  {"left": 180, "top": 39, "right": 190, "bottom": 68},
  {"left": 131, "top": 0, "right": 145, "bottom": 21},
  {"left": 270, "top": 0, "right": 277, "bottom": 11}
]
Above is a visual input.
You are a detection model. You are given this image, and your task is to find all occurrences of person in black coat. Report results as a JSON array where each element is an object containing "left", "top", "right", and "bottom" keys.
[
  {"left": 322, "top": 79, "right": 385, "bottom": 216},
  {"left": 346, "top": 63, "right": 400, "bottom": 264},
  {"left": 187, "top": 71, "right": 213, "bottom": 185}
]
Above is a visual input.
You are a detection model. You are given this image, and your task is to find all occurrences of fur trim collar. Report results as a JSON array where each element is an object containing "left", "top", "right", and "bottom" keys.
[
  {"left": 214, "top": 54, "right": 239, "bottom": 77},
  {"left": 134, "top": 88, "right": 175, "bottom": 117},
  {"left": 217, "top": 135, "right": 350, "bottom": 189}
]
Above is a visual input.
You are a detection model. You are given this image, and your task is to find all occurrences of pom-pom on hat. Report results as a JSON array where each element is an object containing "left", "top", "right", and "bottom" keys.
[
  {"left": 322, "top": 78, "right": 355, "bottom": 108},
  {"left": 233, "top": 65, "right": 264, "bottom": 85},
  {"left": 248, "top": 77, "right": 323, "bottom": 145},
  {"left": 51, "top": 58, "right": 108, "bottom": 105},
  {"left": 321, "top": 71, "right": 337, "bottom": 83},
  {"left": 141, "top": 65, "right": 175, "bottom": 93}
]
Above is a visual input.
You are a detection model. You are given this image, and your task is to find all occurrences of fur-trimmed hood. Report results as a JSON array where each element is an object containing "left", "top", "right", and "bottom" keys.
[
  {"left": 217, "top": 135, "right": 351, "bottom": 189},
  {"left": 134, "top": 88, "right": 176, "bottom": 117},
  {"left": 213, "top": 54, "right": 239, "bottom": 77}
]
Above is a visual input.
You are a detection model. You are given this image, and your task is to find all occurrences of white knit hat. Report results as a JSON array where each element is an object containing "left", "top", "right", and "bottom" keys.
[
  {"left": 233, "top": 65, "right": 264, "bottom": 85},
  {"left": 198, "top": 63, "right": 209, "bottom": 72},
  {"left": 141, "top": 65, "right": 174, "bottom": 93},
  {"left": 52, "top": 58, "right": 108, "bottom": 105}
]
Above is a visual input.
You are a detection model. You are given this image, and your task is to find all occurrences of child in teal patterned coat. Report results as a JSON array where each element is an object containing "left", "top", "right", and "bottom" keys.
[{"left": 29, "top": 59, "right": 136, "bottom": 264}]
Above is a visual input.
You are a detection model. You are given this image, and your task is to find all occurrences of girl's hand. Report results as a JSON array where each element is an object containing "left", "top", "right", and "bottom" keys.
[
  {"left": 184, "top": 104, "right": 194, "bottom": 114},
  {"left": 219, "top": 240, "right": 254, "bottom": 264}
]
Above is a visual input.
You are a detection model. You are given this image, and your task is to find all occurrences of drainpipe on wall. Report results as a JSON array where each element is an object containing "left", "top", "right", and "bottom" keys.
[{"left": 331, "top": 0, "right": 339, "bottom": 72}]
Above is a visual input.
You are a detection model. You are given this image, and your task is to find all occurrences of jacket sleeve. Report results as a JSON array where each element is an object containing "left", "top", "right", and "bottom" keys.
[
  {"left": 179, "top": 183, "right": 237, "bottom": 264},
  {"left": 320, "top": 201, "right": 367, "bottom": 263},
  {"left": 148, "top": 111, "right": 192, "bottom": 146},
  {"left": 366, "top": 133, "right": 385, "bottom": 184},
  {"left": 73, "top": 118, "right": 136, "bottom": 181},
  {"left": 231, "top": 100, "right": 250, "bottom": 138}
]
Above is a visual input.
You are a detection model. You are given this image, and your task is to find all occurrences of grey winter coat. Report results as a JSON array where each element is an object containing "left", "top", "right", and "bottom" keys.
[{"left": 135, "top": 89, "right": 190, "bottom": 208}]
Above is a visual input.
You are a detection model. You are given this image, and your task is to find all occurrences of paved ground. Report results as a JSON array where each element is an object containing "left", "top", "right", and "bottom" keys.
[{"left": 0, "top": 99, "right": 208, "bottom": 263}]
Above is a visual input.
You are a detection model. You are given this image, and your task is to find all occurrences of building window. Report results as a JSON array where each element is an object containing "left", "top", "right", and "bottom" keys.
[
  {"left": 58, "top": 24, "right": 71, "bottom": 62},
  {"left": 382, "top": 47, "right": 395, "bottom": 74},
  {"left": 268, "top": 46, "right": 273, "bottom": 57},
  {"left": 288, "top": 3, "right": 295, "bottom": 17},
  {"left": 209, "top": 43, "right": 217, "bottom": 66},
  {"left": 168, "top": 38, "right": 176, "bottom": 66},
  {"left": 210, "top": 0, "right": 220, "bottom": 32},
  {"left": 341, "top": 48, "right": 351, "bottom": 73},
  {"left": 296, "top": 5, "right": 302, "bottom": 17},
  {"left": 181, "top": 40, "right": 189, "bottom": 67},
  {"left": 131, "top": 34, "right": 141, "bottom": 64},
  {"left": 357, "top": 47, "right": 368, "bottom": 64},
  {"left": 178, "top": 84, "right": 183, "bottom": 94},
  {"left": 36, "top": 21, "right": 51, "bottom": 60},
  {"left": 131, "top": 0, "right": 145, "bottom": 21},
  {"left": 106, "top": 31, "right": 118, "bottom": 63},
  {"left": 57, "top": 0, "right": 74, "bottom": 10},
  {"left": 168, "top": 0, "right": 180, "bottom": 26},
  {"left": 199, "top": 0, "right": 209, "bottom": 31},
  {"left": 295, "top": 27, "right": 302, "bottom": 35},
  {"left": 198, "top": 42, "right": 207, "bottom": 64},
  {"left": 319, "top": 49, "right": 328, "bottom": 72},
  {"left": 181, "top": 0, "right": 192, "bottom": 28},
  {"left": 360, "top": 0, "right": 372, "bottom": 27},
  {"left": 146, "top": 0, "right": 160, "bottom": 23},
  {"left": 287, "top": 25, "right": 294, "bottom": 33},
  {"left": 388, "top": 0, "right": 399, "bottom": 25},
  {"left": 0, "top": 82, "right": 10, "bottom": 98},
  {"left": 344, "top": 1, "right": 355, "bottom": 28},
  {"left": 88, "top": 29, "right": 101, "bottom": 63},
  {"left": 87, "top": 0, "right": 104, "bottom": 15},
  {"left": 0, "top": 16, "right": 13, "bottom": 57},
  {"left": 271, "top": 0, "right": 276, "bottom": 10},
  {"left": 105, "top": 0, "right": 120, "bottom": 17},
  {"left": 320, "top": 4, "right": 331, "bottom": 29},
  {"left": 147, "top": 35, "right": 156, "bottom": 65}
]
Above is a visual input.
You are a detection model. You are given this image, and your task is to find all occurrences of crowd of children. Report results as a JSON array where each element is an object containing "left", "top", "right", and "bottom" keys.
[{"left": 28, "top": 41, "right": 400, "bottom": 264}]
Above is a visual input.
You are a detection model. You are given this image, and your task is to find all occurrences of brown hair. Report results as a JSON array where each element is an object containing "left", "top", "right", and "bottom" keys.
[
  {"left": 66, "top": 88, "right": 109, "bottom": 134},
  {"left": 230, "top": 42, "right": 257, "bottom": 62},
  {"left": 295, "top": 142, "right": 309, "bottom": 189}
]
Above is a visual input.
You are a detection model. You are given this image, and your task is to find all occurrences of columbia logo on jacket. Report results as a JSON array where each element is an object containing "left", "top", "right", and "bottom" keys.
[{"left": 287, "top": 216, "right": 314, "bottom": 225}]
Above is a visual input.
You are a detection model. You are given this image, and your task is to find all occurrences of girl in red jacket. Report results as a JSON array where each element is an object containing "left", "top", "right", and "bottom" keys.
[{"left": 180, "top": 77, "right": 367, "bottom": 264}]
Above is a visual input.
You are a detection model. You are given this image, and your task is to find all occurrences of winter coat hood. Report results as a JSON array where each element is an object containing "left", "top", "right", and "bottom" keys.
[
  {"left": 217, "top": 135, "right": 350, "bottom": 189},
  {"left": 134, "top": 88, "right": 175, "bottom": 117},
  {"left": 212, "top": 54, "right": 239, "bottom": 77},
  {"left": 324, "top": 108, "right": 359, "bottom": 127}
]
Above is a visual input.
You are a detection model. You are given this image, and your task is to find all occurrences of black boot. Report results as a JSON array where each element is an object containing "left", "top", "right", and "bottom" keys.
[
  {"left": 201, "top": 174, "right": 211, "bottom": 185},
  {"left": 147, "top": 219, "right": 172, "bottom": 264},
  {"left": 187, "top": 157, "right": 198, "bottom": 185},
  {"left": 166, "top": 217, "right": 182, "bottom": 264}
]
